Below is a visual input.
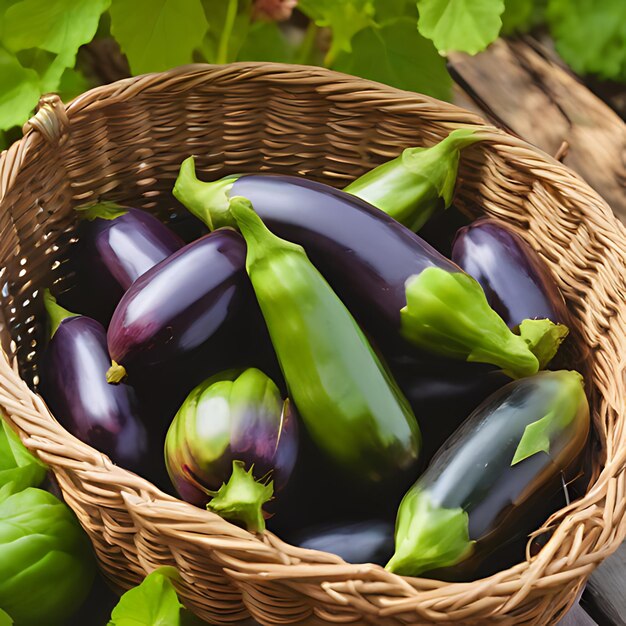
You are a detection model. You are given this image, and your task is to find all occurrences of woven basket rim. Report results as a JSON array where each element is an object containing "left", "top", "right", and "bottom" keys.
[{"left": 1, "top": 62, "right": 625, "bottom": 625}]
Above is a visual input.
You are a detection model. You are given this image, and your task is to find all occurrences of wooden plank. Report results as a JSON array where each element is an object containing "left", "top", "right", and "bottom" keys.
[{"left": 449, "top": 36, "right": 626, "bottom": 223}]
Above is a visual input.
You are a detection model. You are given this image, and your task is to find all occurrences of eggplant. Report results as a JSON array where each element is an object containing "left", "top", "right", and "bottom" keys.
[
  {"left": 39, "top": 292, "right": 150, "bottom": 475},
  {"left": 391, "top": 356, "right": 510, "bottom": 463},
  {"left": 174, "top": 160, "right": 565, "bottom": 378},
  {"left": 165, "top": 368, "right": 298, "bottom": 532},
  {"left": 288, "top": 520, "right": 395, "bottom": 566},
  {"left": 386, "top": 370, "right": 590, "bottom": 578},
  {"left": 451, "top": 217, "right": 569, "bottom": 328},
  {"left": 75, "top": 204, "right": 183, "bottom": 321},
  {"left": 106, "top": 229, "right": 248, "bottom": 381}
]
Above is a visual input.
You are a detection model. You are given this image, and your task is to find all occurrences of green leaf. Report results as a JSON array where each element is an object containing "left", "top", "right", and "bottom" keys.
[
  {"left": 109, "top": 568, "right": 183, "bottom": 626},
  {"left": 237, "top": 21, "right": 292, "bottom": 63},
  {"left": 298, "top": 0, "right": 376, "bottom": 65},
  {"left": 374, "top": 0, "right": 417, "bottom": 23},
  {"left": 110, "top": 0, "right": 208, "bottom": 74},
  {"left": 0, "top": 607, "right": 13, "bottom": 625},
  {"left": 0, "top": 417, "right": 47, "bottom": 493},
  {"left": 333, "top": 18, "right": 452, "bottom": 100},
  {"left": 417, "top": 0, "right": 505, "bottom": 55},
  {"left": 58, "top": 67, "right": 92, "bottom": 101},
  {"left": 546, "top": 0, "right": 626, "bottom": 81},
  {"left": 502, "top": 0, "right": 542, "bottom": 35},
  {"left": 0, "top": 48, "right": 40, "bottom": 131},
  {"left": 2, "top": 0, "right": 109, "bottom": 55}
]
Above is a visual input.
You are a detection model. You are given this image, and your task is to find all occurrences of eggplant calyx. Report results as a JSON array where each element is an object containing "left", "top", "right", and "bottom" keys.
[
  {"left": 400, "top": 268, "right": 540, "bottom": 378},
  {"left": 173, "top": 156, "right": 239, "bottom": 231},
  {"left": 206, "top": 461, "right": 274, "bottom": 533},
  {"left": 511, "top": 370, "right": 586, "bottom": 466},
  {"left": 518, "top": 318, "right": 569, "bottom": 370},
  {"left": 43, "top": 289, "right": 79, "bottom": 338},
  {"left": 106, "top": 361, "right": 127, "bottom": 384},
  {"left": 386, "top": 488, "right": 474, "bottom": 576},
  {"left": 75, "top": 200, "right": 128, "bottom": 221}
]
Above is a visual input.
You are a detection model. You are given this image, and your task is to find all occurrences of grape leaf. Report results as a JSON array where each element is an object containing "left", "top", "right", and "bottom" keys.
[
  {"left": 416, "top": 0, "right": 505, "bottom": 55},
  {"left": 0, "top": 48, "right": 40, "bottom": 131},
  {"left": 546, "top": 0, "right": 626, "bottom": 80},
  {"left": 298, "top": 0, "right": 375, "bottom": 64},
  {"left": 110, "top": 0, "right": 208, "bottom": 74},
  {"left": 238, "top": 21, "right": 293, "bottom": 63},
  {"left": 333, "top": 18, "right": 452, "bottom": 101},
  {"left": 502, "top": 0, "right": 541, "bottom": 34},
  {"left": 108, "top": 568, "right": 182, "bottom": 626}
]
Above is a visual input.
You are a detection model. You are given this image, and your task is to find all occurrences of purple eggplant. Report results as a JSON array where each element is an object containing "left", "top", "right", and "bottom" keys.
[
  {"left": 75, "top": 203, "right": 183, "bottom": 322},
  {"left": 39, "top": 291, "right": 149, "bottom": 474},
  {"left": 390, "top": 356, "right": 510, "bottom": 463},
  {"left": 106, "top": 229, "right": 248, "bottom": 382},
  {"left": 288, "top": 520, "right": 395, "bottom": 566},
  {"left": 174, "top": 160, "right": 566, "bottom": 378},
  {"left": 165, "top": 368, "right": 298, "bottom": 532},
  {"left": 452, "top": 218, "right": 569, "bottom": 328},
  {"left": 386, "top": 370, "right": 590, "bottom": 578}
]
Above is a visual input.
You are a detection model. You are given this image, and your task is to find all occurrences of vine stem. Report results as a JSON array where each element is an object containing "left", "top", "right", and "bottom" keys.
[
  {"left": 217, "top": 0, "right": 238, "bottom": 64},
  {"left": 296, "top": 20, "right": 318, "bottom": 65}
]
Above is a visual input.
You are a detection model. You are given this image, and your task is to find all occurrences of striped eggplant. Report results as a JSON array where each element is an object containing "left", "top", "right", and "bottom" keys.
[
  {"left": 451, "top": 217, "right": 569, "bottom": 328},
  {"left": 173, "top": 159, "right": 566, "bottom": 378},
  {"left": 165, "top": 368, "right": 298, "bottom": 532},
  {"left": 386, "top": 370, "right": 590, "bottom": 578}
]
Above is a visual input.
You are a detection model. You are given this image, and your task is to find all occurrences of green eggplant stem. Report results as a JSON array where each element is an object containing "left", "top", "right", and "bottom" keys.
[
  {"left": 106, "top": 361, "right": 127, "bottom": 384},
  {"left": 344, "top": 128, "right": 482, "bottom": 232},
  {"left": 74, "top": 201, "right": 128, "bottom": 222},
  {"left": 173, "top": 157, "right": 238, "bottom": 231},
  {"left": 43, "top": 289, "right": 78, "bottom": 338},
  {"left": 385, "top": 488, "right": 474, "bottom": 576},
  {"left": 400, "top": 268, "right": 554, "bottom": 378},
  {"left": 518, "top": 318, "right": 569, "bottom": 370},
  {"left": 206, "top": 461, "right": 273, "bottom": 533}
]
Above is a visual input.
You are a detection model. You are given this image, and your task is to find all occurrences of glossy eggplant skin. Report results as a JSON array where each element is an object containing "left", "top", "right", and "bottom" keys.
[
  {"left": 288, "top": 520, "right": 395, "bottom": 566},
  {"left": 451, "top": 218, "right": 569, "bottom": 327},
  {"left": 40, "top": 316, "right": 149, "bottom": 474},
  {"left": 77, "top": 208, "right": 183, "bottom": 321},
  {"left": 386, "top": 370, "right": 590, "bottom": 578},
  {"left": 234, "top": 176, "right": 457, "bottom": 331},
  {"left": 391, "top": 356, "right": 510, "bottom": 464},
  {"left": 107, "top": 229, "right": 248, "bottom": 375}
]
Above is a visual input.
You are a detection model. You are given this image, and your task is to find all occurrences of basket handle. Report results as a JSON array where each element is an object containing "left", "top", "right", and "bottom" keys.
[{"left": 22, "top": 94, "right": 69, "bottom": 146}]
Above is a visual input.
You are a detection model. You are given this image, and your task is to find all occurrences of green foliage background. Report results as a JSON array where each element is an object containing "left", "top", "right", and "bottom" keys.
[{"left": 0, "top": 0, "right": 624, "bottom": 149}]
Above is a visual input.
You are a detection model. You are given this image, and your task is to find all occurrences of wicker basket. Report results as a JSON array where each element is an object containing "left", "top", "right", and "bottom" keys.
[{"left": 0, "top": 63, "right": 625, "bottom": 626}]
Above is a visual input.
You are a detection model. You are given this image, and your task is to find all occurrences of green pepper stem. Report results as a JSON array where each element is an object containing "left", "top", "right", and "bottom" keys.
[
  {"left": 344, "top": 129, "right": 482, "bottom": 232},
  {"left": 43, "top": 289, "right": 78, "bottom": 338},
  {"left": 173, "top": 157, "right": 239, "bottom": 231},
  {"left": 206, "top": 461, "right": 273, "bottom": 533}
]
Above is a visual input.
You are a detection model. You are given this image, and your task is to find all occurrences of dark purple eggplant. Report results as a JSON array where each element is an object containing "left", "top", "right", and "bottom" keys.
[
  {"left": 386, "top": 370, "right": 590, "bottom": 578},
  {"left": 165, "top": 368, "right": 298, "bottom": 532},
  {"left": 452, "top": 218, "right": 569, "bottom": 328},
  {"left": 288, "top": 520, "right": 395, "bottom": 566},
  {"left": 174, "top": 160, "right": 565, "bottom": 378},
  {"left": 39, "top": 291, "right": 149, "bottom": 475},
  {"left": 75, "top": 204, "right": 183, "bottom": 321},
  {"left": 106, "top": 229, "right": 248, "bottom": 381},
  {"left": 390, "top": 355, "right": 510, "bottom": 463}
]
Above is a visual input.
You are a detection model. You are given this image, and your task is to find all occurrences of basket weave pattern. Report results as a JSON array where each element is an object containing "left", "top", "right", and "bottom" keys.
[{"left": 0, "top": 64, "right": 625, "bottom": 625}]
